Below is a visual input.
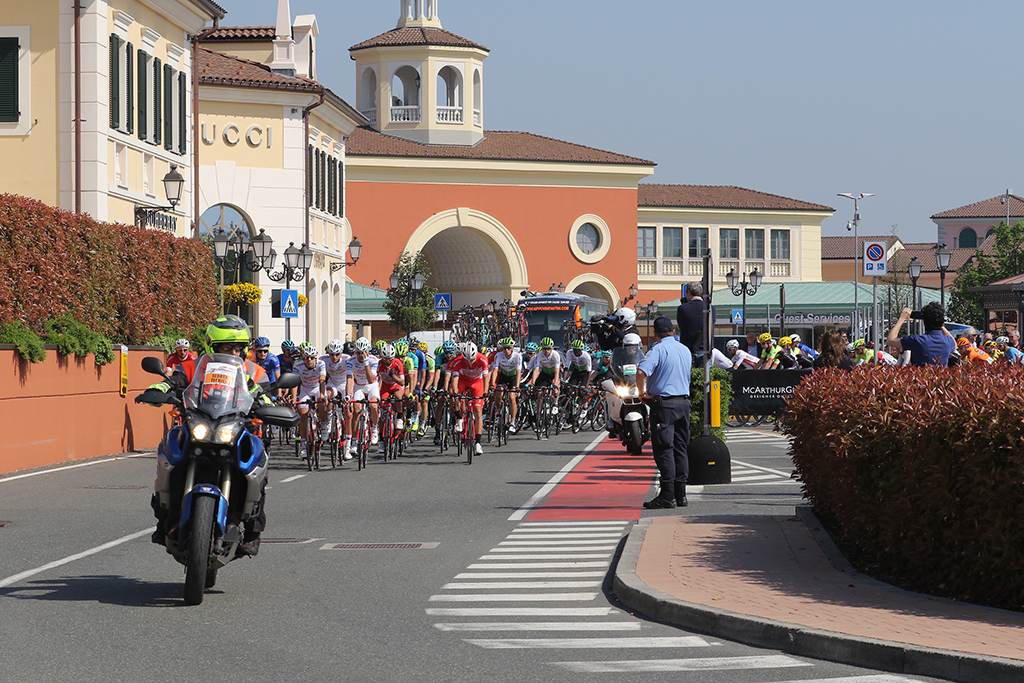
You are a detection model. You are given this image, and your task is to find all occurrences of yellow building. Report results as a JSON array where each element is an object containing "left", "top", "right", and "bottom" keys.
[{"left": 0, "top": 0, "right": 224, "bottom": 228}]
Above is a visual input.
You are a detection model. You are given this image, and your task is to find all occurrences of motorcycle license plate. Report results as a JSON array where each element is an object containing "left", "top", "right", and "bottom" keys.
[{"left": 622, "top": 364, "right": 637, "bottom": 376}]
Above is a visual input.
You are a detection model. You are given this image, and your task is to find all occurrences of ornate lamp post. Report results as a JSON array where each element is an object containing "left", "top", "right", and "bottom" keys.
[
  {"left": 908, "top": 256, "right": 922, "bottom": 334},
  {"left": 134, "top": 165, "right": 185, "bottom": 229},
  {"left": 725, "top": 267, "right": 763, "bottom": 336},
  {"left": 936, "top": 244, "right": 952, "bottom": 312},
  {"left": 838, "top": 192, "right": 874, "bottom": 338},
  {"left": 622, "top": 283, "right": 639, "bottom": 306},
  {"left": 329, "top": 237, "right": 364, "bottom": 273}
]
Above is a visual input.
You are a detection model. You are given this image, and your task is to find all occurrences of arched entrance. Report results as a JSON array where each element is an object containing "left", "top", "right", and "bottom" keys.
[
  {"left": 406, "top": 208, "right": 529, "bottom": 308},
  {"left": 199, "top": 203, "right": 257, "bottom": 323},
  {"left": 564, "top": 273, "right": 620, "bottom": 312}
]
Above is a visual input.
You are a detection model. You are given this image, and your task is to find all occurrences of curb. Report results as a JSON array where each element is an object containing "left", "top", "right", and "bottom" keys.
[{"left": 613, "top": 516, "right": 1024, "bottom": 683}]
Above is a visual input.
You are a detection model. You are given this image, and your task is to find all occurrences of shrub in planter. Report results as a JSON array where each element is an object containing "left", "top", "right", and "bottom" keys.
[
  {"left": 1, "top": 321, "right": 46, "bottom": 362},
  {"left": 689, "top": 366, "right": 733, "bottom": 441},
  {"left": 780, "top": 364, "right": 1024, "bottom": 611},
  {"left": 43, "top": 314, "right": 114, "bottom": 365}
]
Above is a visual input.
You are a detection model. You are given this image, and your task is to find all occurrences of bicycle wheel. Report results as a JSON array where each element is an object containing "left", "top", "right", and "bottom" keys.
[
  {"left": 591, "top": 396, "right": 607, "bottom": 431},
  {"left": 356, "top": 409, "right": 368, "bottom": 471},
  {"left": 465, "top": 414, "right": 474, "bottom": 465}
]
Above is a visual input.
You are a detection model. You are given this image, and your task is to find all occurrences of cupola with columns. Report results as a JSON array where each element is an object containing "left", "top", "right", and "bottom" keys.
[{"left": 350, "top": 0, "right": 489, "bottom": 146}]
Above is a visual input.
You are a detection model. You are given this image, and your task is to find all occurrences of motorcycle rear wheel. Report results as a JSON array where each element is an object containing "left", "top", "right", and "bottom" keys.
[{"left": 184, "top": 496, "right": 216, "bottom": 605}]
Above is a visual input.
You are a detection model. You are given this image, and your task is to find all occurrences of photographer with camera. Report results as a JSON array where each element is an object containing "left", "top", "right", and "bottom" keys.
[{"left": 886, "top": 302, "right": 956, "bottom": 367}]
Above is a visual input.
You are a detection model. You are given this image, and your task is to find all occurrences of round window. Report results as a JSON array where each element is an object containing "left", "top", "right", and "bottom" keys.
[{"left": 576, "top": 223, "right": 601, "bottom": 255}]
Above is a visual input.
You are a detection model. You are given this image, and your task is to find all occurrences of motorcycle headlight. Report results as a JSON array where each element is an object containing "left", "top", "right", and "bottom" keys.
[
  {"left": 191, "top": 421, "right": 211, "bottom": 442},
  {"left": 215, "top": 424, "right": 240, "bottom": 444},
  {"left": 616, "top": 386, "right": 630, "bottom": 397}
]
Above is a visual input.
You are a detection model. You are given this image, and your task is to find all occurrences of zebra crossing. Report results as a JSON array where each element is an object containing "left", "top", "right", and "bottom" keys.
[
  {"left": 721, "top": 428, "right": 799, "bottom": 486},
  {"left": 426, "top": 520, "right": 934, "bottom": 681}
]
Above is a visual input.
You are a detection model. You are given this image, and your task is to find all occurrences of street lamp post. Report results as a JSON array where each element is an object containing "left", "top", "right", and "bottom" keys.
[
  {"left": 936, "top": 243, "right": 952, "bottom": 312},
  {"left": 838, "top": 192, "right": 874, "bottom": 338},
  {"left": 211, "top": 227, "right": 276, "bottom": 320},
  {"left": 265, "top": 241, "right": 314, "bottom": 340},
  {"left": 908, "top": 256, "right": 922, "bottom": 335},
  {"left": 134, "top": 165, "right": 185, "bottom": 229},
  {"left": 328, "top": 237, "right": 364, "bottom": 273},
  {"left": 389, "top": 267, "right": 427, "bottom": 335},
  {"left": 725, "top": 267, "right": 763, "bottom": 336},
  {"left": 1000, "top": 189, "right": 1013, "bottom": 226}
]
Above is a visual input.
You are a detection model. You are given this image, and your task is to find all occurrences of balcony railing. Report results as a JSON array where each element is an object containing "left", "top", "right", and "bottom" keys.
[
  {"left": 635, "top": 257, "right": 789, "bottom": 280},
  {"left": 361, "top": 109, "right": 377, "bottom": 124},
  {"left": 437, "top": 106, "right": 464, "bottom": 124},
  {"left": 771, "top": 261, "right": 791, "bottom": 277},
  {"left": 638, "top": 259, "right": 657, "bottom": 276},
  {"left": 663, "top": 260, "right": 684, "bottom": 276},
  {"left": 718, "top": 260, "right": 739, "bottom": 277},
  {"left": 473, "top": 109, "right": 481, "bottom": 126},
  {"left": 390, "top": 106, "right": 421, "bottom": 123}
]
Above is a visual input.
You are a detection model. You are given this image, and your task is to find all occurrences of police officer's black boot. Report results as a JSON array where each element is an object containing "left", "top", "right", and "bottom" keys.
[
  {"left": 674, "top": 482, "right": 688, "bottom": 507},
  {"left": 643, "top": 488, "right": 676, "bottom": 509}
]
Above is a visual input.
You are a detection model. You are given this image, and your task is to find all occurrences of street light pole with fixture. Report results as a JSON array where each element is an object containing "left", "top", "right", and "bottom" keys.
[
  {"left": 134, "top": 165, "right": 185, "bottom": 230},
  {"left": 838, "top": 192, "right": 874, "bottom": 339},
  {"left": 725, "top": 267, "right": 763, "bottom": 336},
  {"left": 908, "top": 256, "right": 922, "bottom": 335},
  {"left": 936, "top": 244, "right": 952, "bottom": 312}
]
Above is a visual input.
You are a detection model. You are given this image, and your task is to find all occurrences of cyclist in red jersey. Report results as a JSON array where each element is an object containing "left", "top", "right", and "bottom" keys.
[
  {"left": 165, "top": 338, "right": 197, "bottom": 376},
  {"left": 376, "top": 343, "right": 407, "bottom": 452},
  {"left": 445, "top": 340, "right": 490, "bottom": 456}
]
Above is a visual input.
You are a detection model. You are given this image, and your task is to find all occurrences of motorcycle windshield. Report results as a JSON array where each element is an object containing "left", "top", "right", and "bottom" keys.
[
  {"left": 183, "top": 354, "right": 254, "bottom": 420},
  {"left": 610, "top": 347, "right": 646, "bottom": 387}
]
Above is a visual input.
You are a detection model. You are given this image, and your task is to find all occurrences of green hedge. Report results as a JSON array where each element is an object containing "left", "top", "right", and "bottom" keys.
[
  {"left": 690, "top": 367, "right": 733, "bottom": 441},
  {"left": 780, "top": 365, "right": 1024, "bottom": 611}
]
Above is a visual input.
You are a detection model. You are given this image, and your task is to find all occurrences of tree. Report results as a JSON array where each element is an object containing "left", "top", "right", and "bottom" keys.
[
  {"left": 947, "top": 221, "right": 1024, "bottom": 328},
  {"left": 382, "top": 251, "right": 438, "bottom": 337}
]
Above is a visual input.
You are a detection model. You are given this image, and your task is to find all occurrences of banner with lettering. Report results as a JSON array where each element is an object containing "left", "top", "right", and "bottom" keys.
[{"left": 727, "top": 369, "right": 813, "bottom": 416}]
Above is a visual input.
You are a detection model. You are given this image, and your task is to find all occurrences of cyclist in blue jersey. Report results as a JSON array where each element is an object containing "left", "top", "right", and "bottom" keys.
[
  {"left": 279, "top": 340, "right": 297, "bottom": 374},
  {"left": 409, "top": 337, "right": 428, "bottom": 432},
  {"left": 251, "top": 337, "right": 280, "bottom": 384}
]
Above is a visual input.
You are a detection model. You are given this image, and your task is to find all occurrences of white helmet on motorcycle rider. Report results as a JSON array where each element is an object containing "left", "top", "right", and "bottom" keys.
[
  {"left": 622, "top": 333, "right": 642, "bottom": 347},
  {"left": 615, "top": 307, "right": 637, "bottom": 327}
]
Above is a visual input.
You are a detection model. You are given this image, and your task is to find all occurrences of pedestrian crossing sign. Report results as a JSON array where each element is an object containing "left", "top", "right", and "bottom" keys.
[
  {"left": 434, "top": 293, "right": 452, "bottom": 311},
  {"left": 272, "top": 289, "right": 299, "bottom": 319},
  {"left": 732, "top": 309, "right": 744, "bottom": 324}
]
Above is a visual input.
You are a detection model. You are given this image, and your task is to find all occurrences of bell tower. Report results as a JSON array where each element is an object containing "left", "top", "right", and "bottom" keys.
[{"left": 351, "top": 1, "right": 489, "bottom": 146}]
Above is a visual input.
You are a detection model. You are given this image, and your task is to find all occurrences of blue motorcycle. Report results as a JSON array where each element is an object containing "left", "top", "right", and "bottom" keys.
[{"left": 141, "top": 355, "right": 299, "bottom": 605}]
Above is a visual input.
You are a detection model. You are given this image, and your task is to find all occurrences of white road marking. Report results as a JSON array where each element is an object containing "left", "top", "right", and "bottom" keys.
[
  {"left": 508, "top": 433, "right": 608, "bottom": 520},
  {"left": 731, "top": 474, "right": 781, "bottom": 482},
  {"left": 551, "top": 654, "right": 812, "bottom": 673},
  {"left": 518, "top": 520, "right": 628, "bottom": 527},
  {"left": 505, "top": 532, "right": 623, "bottom": 539},
  {"left": 442, "top": 581, "right": 603, "bottom": 589},
  {"left": 499, "top": 540, "right": 620, "bottom": 546},
  {"left": 469, "top": 562, "right": 608, "bottom": 569},
  {"left": 0, "top": 529, "right": 151, "bottom": 588},
  {"left": 510, "top": 527, "right": 626, "bottom": 533},
  {"left": 732, "top": 459, "right": 795, "bottom": 478},
  {"left": 428, "top": 593, "right": 599, "bottom": 602},
  {"left": 479, "top": 553, "right": 613, "bottom": 560},
  {"left": 0, "top": 454, "right": 147, "bottom": 484},
  {"left": 455, "top": 572, "right": 605, "bottom": 579},
  {"left": 434, "top": 621, "right": 641, "bottom": 632},
  {"left": 467, "top": 636, "right": 712, "bottom": 649},
  {"left": 426, "top": 607, "right": 616, "bottom": 617},
  {"left": 280, "top": 475, "right": 307, "bottom": 483},
  {"left": 775, "top": 677, "right": 932, "bottom": 683}
]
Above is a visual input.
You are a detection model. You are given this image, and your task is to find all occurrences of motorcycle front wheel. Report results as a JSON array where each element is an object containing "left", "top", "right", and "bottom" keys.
[
  {"left": 624, "top": 420, "right": 644, "bottom": 455},
  {"left": 184, "top": 496, "right": 216, "bottom": 605}
]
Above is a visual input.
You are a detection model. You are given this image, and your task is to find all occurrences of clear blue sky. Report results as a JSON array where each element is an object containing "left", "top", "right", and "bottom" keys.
[{"left": 211, "top": 0, "right": 1022, "bottom": 245}]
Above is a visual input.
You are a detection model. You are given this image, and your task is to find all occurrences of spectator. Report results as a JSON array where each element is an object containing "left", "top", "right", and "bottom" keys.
[
  {"left": 636, "top": 317, "right": 692, "bottom": 510},
  {"left": 886, "top": 303, "right": 956, "bottom": 366},
  {"left": 744, "top": 331, "right": 760, "bottom": 356},
  {"left": 813, "top": 331, "right": 854, "bottom": 371},
  {"left": 1009, "top": 329, "right": 1020, "bottom": 349},
  {"left": 676, "top": 281, "right": 716, "bottom": 366}
]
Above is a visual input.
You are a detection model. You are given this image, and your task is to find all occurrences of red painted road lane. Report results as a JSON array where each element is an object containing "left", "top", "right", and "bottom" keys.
[{"left": 526, "top": 437, "right": 657, "bottom": 520}]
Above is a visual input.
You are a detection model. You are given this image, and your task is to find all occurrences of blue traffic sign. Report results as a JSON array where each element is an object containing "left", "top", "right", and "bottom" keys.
[
  {"left": 279, "top": 289, "right": 299, "bottom": 319},
  {"left": 731, "top": 309, "right": 744, "bottom": 324},
  {"left": 434, "top": 293, "right": 452, "bottom": 311}
]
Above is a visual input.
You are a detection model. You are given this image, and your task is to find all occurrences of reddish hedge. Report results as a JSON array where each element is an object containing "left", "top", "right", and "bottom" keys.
[
  {"left": 781, "top": 365, "right": 1024, "bottom": 611},
  {"left": 0, "top": 193, "right": 218, "bottom": 344}
]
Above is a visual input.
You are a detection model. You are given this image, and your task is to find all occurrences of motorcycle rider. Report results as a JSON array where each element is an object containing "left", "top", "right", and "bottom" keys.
[{"left": 139, "top": 315, "right": 272, "bottom": 557}]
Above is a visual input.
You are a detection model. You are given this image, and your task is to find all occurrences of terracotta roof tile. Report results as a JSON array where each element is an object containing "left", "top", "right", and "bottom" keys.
[
  {"left": 638, "top": 184, "right": 833, "bottom": 212},
  {"left": 202, "top": 26, "right": 275, "bottom": 41},
  {"left": 346, "top": 127, "right": 653, "bottom": 165},
  {"left": 931, "top": 194, "right": 1024, "bottom": 220},
  {"left": 884, "top": 237, "right": 994, "bottom": 274},
  {"left": 821, "top": 235, "right": 901, "bottom": 260},
  {"left": 350, "top": 27, "right": 488, "bottom": 52},
  {"left": 196, "top": 47, "right": 320, "bottom": 92}
]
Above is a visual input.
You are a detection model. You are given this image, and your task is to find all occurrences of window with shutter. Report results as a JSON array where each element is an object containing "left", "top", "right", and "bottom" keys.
[
  {"left": 315, "top": 149, "right": 322, "bottom": 210},
  {"left": 163, "top": 64, "right": 173, "bottom": 150},
  {"left": 152, "top": 58, "right": 161, "bottom": 145},
  {"left": 338, "top": 160, "right": 344, "bottom": 217},
  {"left": 125, "top": 43, "right": 134, "bottom": 134},
  {"left": 178, "top": 72, "right": 187, "bottom": 155},
  {"left": 137, "top": 50, "right": 147, "bottom": 140},
  {"left": 0, "top": 37, "right": 18, "bottom": 123},
  {"left": 109, "top": 34, "right": 120, "bottom": 129},
  {"left": 307, "top": 144, "right": 314, "bottom": 206}
]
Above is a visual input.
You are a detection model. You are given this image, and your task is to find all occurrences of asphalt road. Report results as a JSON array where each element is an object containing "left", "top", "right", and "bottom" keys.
[{"left": 0, "top": 424, "right": 945, "bottom": 683}]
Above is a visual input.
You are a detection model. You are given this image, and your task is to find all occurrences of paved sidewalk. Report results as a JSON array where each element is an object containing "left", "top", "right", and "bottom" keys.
[{"left": 613, "top": 508, "right": 1024, "bottom": 683}]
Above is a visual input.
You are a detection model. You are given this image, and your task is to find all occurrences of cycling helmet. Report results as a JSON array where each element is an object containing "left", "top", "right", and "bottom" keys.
[
  {"left": 623, "top": 333, "right": 642, "bottom": 347},
  {"left": 525, "top": 342, "right": 539, "bottom": 353},
  {"left": 394, "top": 340, "right": 409, "bottom": 356},
  {"left": 281, "top": 340, "right": 297, "bottom": 353},
  {"left": 419, "top": 341, "right": 429, "bottom": 352},
  {"left": 326, "top": 339, "right": 344, "bottom": 355},
  {"left": 614, "top": 307, "right": 637, "bottom": 327},
  {"left": 996, "top": 336, "right": 1010, "bottom": 346},
  {"left": 435, "top": 345, "right": 444, "bottom": 356},
  {"left": 845, "top": 343, "right": 855, "bottom": 353},
  {"left": 298, "top": 341, "right": 311, "bottom": 352},
  {"left": 480, "top": 346, "right": 489, "bottom": 356},
  {"left": 779, "top": 336, "right": 792, "bottom": 347},
  {"left": 443, "top": 340, "right": 457, "bottom": 354},
  {"left": 789, "top": 334, "right": 801, "bottom": 344},
  {"left": 373, "top": 339, "right": 387, "bottom": 350},
  {"left": 500, "top": 337, "right": 515, "bottom": 348},
  {"left": 302, "top": 345, "right": 319, "bottom": 359},
  {"left": 342, "top": 341, "right": 356, "bottom": 355},
  {"left": 379, "top": 343, "right": 396, "bottom": 360},
  {"left": 354, "top": 337, "right": 372, "bottom": 354},
  {"left": 462, "top": 341, "right": 478, "bottom": 358},
  {"left": 853, "top": 339, "right": 866, "bottom": 349},
  {"left": 956, "top": 336, "right": 970, "bottom": 348},
  {"left": 726, "top": 339, "right": 740, "bottom": 350},
  {"left": 204, "top": 314, "right": 250, "bottom": 354},
  {"left": 174, "top": 338, "right": 190, "bottom": 350},
  {"left": 757, "top": 332, "right": 772, "bottom": 344},
  {"left": 571, "top": 339, "right": 585, "bottom": 350},
  {"left": 540, "top": 337, "right": 555, "bottom": 349},
  {"left": 252, "top": 336, "right": 270, "bottom": 350},
  {"left": 984, "top": 339, "right": 997, "bottom": 348}
]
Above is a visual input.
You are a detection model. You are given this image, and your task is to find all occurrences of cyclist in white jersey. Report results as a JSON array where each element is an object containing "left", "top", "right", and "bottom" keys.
[
  {"left": 295, "top": 345, "right": 328, "bottom": 453},
  {"left": 565, "top": 340, "right": 593, "bottom": 387},
  {"left": 527, "top": 338, "right": 562, "bottom": 432},
  {"left": 490, "top": 337, "right": 523, "bottom": 434},
  {"left": 319, "top": 339, "right": 352, "bottom": 457},
  {"left": 346, "top": 337, "right": 380, "bottom": 446}
]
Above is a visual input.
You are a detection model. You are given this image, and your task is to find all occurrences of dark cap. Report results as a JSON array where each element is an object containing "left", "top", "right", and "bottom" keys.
[{"left": 653, "top": 317, "right": 675, "bottom": 335}]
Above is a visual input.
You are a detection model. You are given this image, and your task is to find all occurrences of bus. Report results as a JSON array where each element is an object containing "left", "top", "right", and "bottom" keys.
[{"left": 518, "top": 292, "right": 609, "bottom": 348}]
